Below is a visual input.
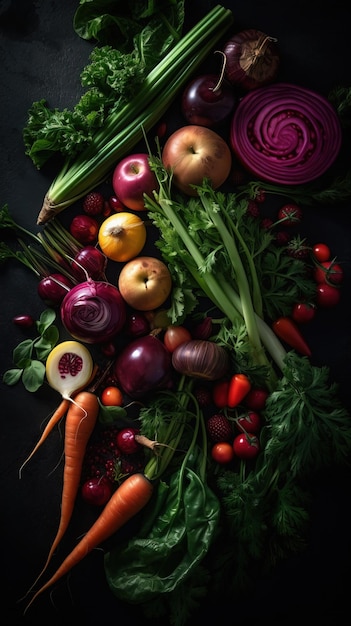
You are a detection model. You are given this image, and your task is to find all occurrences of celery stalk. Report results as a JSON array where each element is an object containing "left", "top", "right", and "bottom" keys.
[{"left": 38, "top": 5, "right": 234, "bottom": 224}]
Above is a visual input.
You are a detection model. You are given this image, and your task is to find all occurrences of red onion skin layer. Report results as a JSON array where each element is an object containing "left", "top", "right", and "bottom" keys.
[
  {"left": 230, "top": 83, "right": 342, "bottom": 185},
  {"left": 60, "top": 279, "right": 126, "bottom": 344},
  {"left": 223, "top": 29, "right": 280, "bottom": 91}
]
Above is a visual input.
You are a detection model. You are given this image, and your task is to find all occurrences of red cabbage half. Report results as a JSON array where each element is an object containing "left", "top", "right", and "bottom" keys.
[{"left": 230, "top": 82, "right": 342, "bottom": 185}]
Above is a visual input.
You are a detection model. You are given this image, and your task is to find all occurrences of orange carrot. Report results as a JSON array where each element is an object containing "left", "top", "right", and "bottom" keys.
[
  {"left": 25, "top": 391, "right": 100, "bottom": 595},
  {"left": 24, "top": 472, "right": 154, "bottom": 614},
  {"left": 19, "top": 398, "right": 71, "bottom": 478},
  {"left": 19, "top": 362, "right": 99, "bottom": 480}
]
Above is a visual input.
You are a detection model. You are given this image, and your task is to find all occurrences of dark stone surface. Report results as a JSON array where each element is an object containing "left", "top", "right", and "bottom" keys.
[{"left": 0, "top": 2, "right": 350, "bottom": 625}]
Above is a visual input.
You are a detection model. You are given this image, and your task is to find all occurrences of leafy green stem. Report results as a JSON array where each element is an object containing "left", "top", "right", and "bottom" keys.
[{"left": 199, "top": 188, "right": 265, "bottom": 367}]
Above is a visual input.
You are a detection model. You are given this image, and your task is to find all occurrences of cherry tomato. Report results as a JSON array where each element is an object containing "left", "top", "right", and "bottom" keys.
[
  {"left": 291, "top": 302, "right": 317, "bottom": 324},
  {"left": 314, "top": 261, "right": 343, "bottom": 285},
  {"left": 236, "top": 411, "right": 261, "bottom": 434},
  {"left": 101, "top": 386, "right": 124, "bottom": 406},
  {"left": 164, "top": 325, "right": 192, "bottom": 352},
  {"left": 244, "top": 387, "right": 269, "bottom": 411},
  {"left": 316, "top": 284, "right": 341, "bottom": 308},
  {"left": 212, "top": 379, "right": 230, "bottom": 408},
  {"left": 233, "top": 433, "right": 260, "bottom": 459},
  {"left": 211, "top": 442, "right": 234, "bottom": 464},
  {"left": 312, "top": 243, "right": 331, "bottom": 263}
]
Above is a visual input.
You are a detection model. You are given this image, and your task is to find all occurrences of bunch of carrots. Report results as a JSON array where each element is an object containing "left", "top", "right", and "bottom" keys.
[{"left": 20, "top": 388, "right": 155, "bottom": 614}]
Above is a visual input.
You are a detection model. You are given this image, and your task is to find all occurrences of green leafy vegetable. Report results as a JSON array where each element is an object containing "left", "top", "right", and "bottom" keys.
[
  {"left": 73, "top": 0, "right": 184, "bottom": 53},
  {"left": 3, "top": 309, "right": 59, "bottom": 392},
  {"left": 105, "top": 464, "right": 219, "bottom": 603},
  {"left": 23, "top": 0, "right": 185, "bottom": 169}
]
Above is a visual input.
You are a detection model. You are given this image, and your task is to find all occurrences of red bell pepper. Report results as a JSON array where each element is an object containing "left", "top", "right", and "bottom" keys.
[
  {"left": 227, "top": 373, "right": 252, "bottom": 408},
  {"left": 272, "top": 316, "right": 311, "bottom": 357}
]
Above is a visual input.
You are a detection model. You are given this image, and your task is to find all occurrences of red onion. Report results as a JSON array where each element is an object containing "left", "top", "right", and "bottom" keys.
[
  {"left": 172, "top": 339, "right": 230, "bottom": 380},
  {"left": 60, "top": 279, "right": 126, "bottom": 344},
  {"left": 223, "top": 29, "right": 280, "bottom": 91},
  {"left": 114, "top": 334, "right": 173, "bottom": 398},
  {"left": 230, "top": 83, "right": 342, "bottom": 185}
]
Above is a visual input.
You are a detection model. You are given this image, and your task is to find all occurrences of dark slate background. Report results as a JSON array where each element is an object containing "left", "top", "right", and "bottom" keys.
[{"left": 1, "top": 1, "right": 350, "bottom": 624}]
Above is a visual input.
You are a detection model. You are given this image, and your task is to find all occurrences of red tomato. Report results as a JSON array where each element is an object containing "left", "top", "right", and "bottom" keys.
[
  {"left": 164, "top": 325, "right": 192, "bottom": 352},
  {"left": 314, "top": 261, "right": 343, "bottom": 285},
  {"left": 233, "top": 433, "right": 260, "bottom": 459},
  {"left": 236, "top": 411, "right": 261, "bottom": 434},
  {"left": 211, "top": 442, "right": 234, "bottom": 464},
  {"left": 212, "top": 379, "right": 229, "bottom": 408},
  {"left": 244, "top": 388, "right": 269, "bottom": 411},
  {"left": 312, "top": 243, "right": 331, "bottom": 263},
  {"left": 292, "top": 302, "right": 317, "bottom": 324},
  {"left": 101, "top": 386, "right": 124, "bottom": 406},
  {"left": 316, "top": 284, "right": 341, "bottom": 308}
]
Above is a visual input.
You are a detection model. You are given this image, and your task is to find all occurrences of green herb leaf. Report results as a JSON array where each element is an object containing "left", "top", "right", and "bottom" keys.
[
  {"left": 36, "top": 308, "right": 56, "bottom": 332},
  {"left": 3, "top": 310, "right": 59, "bottom": 392},
  {"left": 98, "top": 403, "right": 129, "bottom": 426},
  {"left": 22, "top": 361, "right": 46, "bottom": 393},
  {"left": 2, "top": 368, "right": 23, "bottom": 386},
  {"left": 13, "top": 340, "right": 34, "bottom": 366}
]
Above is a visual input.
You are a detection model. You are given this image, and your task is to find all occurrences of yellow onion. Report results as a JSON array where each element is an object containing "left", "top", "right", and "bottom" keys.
[{"left": 171, "top": 339, "right": 230, "bottom": 380}]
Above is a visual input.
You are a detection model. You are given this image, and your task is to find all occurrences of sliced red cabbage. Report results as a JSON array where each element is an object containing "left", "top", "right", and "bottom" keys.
[{"left": 230, "top": 83, "right": 342, "bottom": 184}]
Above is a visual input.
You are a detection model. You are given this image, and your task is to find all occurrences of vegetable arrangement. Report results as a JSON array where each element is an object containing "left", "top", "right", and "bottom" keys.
[
  {"left": 33, "top": 4, "right": 234, "bottom": 223},
  {"left": 2, "top": 2, "right": 351, "bottom": 625}
]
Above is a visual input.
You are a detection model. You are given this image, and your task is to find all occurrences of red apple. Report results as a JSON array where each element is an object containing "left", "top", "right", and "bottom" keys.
[
  {"left": 118, "top": 256, "right": 172, "bottom": 311},
  {"left": 161, "top": 125, "right": 232, "bottom": 196},
  {"left": 112, "top": 153, "right": 158, "bottom": 211}
]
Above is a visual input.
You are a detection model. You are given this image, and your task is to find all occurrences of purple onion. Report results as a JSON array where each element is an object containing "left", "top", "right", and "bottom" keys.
[
  {"left": 61, "top": 279, "right": 126, "bottom": 344},
  {"left": 230, "top": 83, "right": 342, "bottom": 184},
  {"left": 114, "top": 334, "right": 173, "bottom": 398}
]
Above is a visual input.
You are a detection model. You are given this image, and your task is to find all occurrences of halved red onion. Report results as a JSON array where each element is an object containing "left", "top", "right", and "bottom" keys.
[
  {"left": 230, "top": 83, "right": 342, "bottom": 185},
  {"left": 61, "top": 279, "right": 126, "bottom": 344}
]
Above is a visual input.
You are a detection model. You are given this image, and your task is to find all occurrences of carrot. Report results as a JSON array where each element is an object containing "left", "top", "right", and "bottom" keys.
[
  {"left": 19, "top": 398, "right": 71, "bottom": 478},
  {"left": 24, "top": 391, "right": 100, "bottom": 595},
  {"left": 18, "top": 362, "right": 99, "bottom": 479},
  {"left": 24, "top": 472, "right": 154, "bottom": 614}
]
